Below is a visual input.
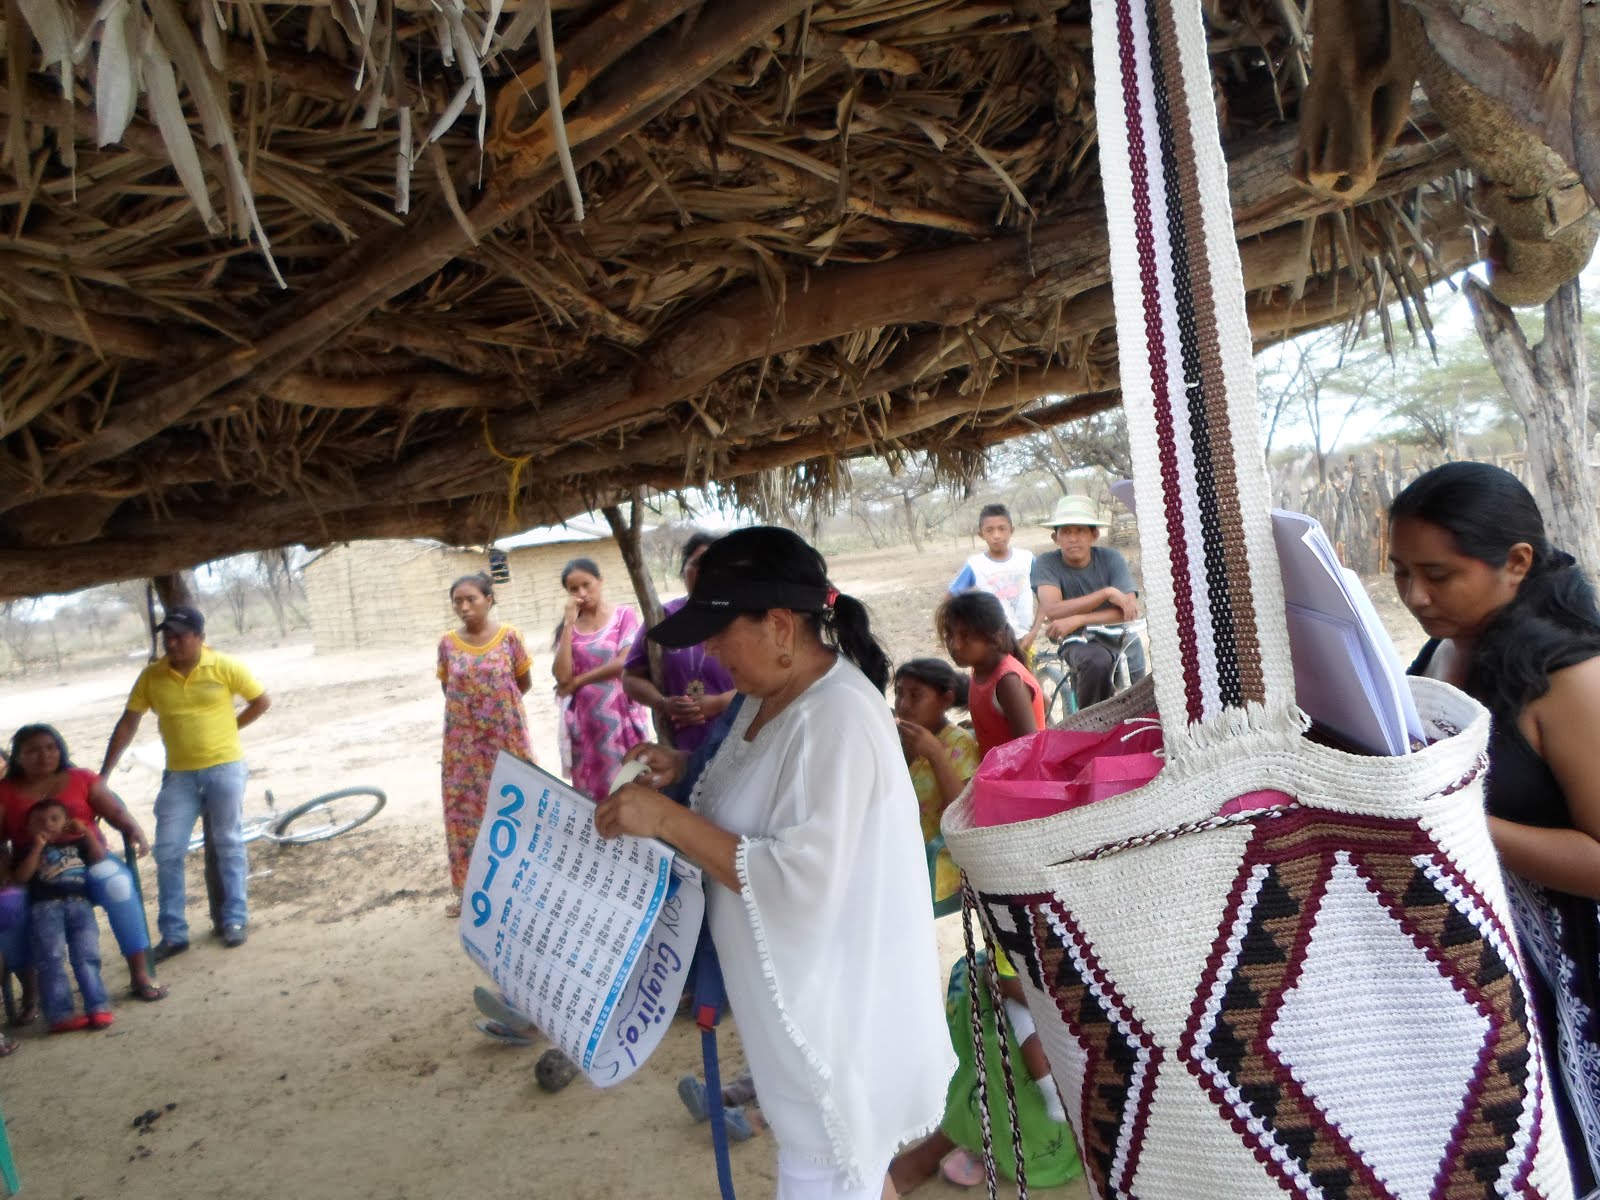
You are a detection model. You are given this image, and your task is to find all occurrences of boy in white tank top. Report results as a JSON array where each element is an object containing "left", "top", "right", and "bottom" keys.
[{"left": 948, "top": 504, "right": 1036, "bottom": 651}]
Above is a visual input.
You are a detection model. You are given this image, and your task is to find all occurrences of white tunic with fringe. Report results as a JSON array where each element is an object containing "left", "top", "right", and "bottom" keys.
[{"left": 689, "top": 657, "right": 955, "bottom": 1184}]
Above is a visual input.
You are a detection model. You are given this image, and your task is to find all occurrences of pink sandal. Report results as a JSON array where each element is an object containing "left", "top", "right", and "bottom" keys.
[{"left": 940, "top": 1148, "right": 985, "bottom": 1188}]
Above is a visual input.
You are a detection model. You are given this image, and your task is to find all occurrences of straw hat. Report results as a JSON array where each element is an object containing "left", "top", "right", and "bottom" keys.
[{"left": 1042, "top": 495, "right": 1111, "bottom": 529}]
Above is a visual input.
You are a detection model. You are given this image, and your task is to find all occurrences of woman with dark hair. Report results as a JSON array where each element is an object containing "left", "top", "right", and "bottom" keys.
[
  {"left": 438, "top": 573, "right": 534, "bottom": 917},
  {"left": 552, "top": 557, "right": 650, "bottom": 800},
  {"left": 596, "top": 526, "right": 952, "bottom": 1200},
  {"left": 621, "top": 532, "right": 736, "bottom": 758},
  {"left": 0, "top": 724, "right": 167, "bottom": 1015},
  {"left": 1391, "top": 461, "right": 1600, "bottom": 1195}
]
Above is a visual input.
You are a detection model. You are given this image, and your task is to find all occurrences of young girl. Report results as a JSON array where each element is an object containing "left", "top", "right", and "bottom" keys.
[
  {"left": 14, "top": 800, "right": 112, "bottom": 1033},
  {"left": 893, "top": 658, "right": 979, "bottom": 916},
  {"left": 912, "top": 594, "right": 1070, "bottom": 1190},
  {"left": 437, "top": 572, "right": 534, "bottom": 917},
  {"left": 937, "top": 591, "right": 1046, "bottom": 758}
]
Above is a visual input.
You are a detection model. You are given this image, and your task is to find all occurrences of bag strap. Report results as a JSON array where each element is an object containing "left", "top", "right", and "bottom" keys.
[
  {"left": 961, "top": 877, "right": 1029, "bottom": 1200},
  {"left": 1088, "top": 0, "right": 1300, "bottom": 761}
]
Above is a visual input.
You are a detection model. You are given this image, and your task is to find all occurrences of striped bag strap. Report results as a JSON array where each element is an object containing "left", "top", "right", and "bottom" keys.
[{"left": 1089, "top": 0, "right": 1301, "bottom": 761}]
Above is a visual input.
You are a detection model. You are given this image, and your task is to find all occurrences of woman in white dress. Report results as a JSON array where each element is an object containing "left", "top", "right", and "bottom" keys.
[{"left": 596, "top": 526, "right": 954, "bottom": 1200}]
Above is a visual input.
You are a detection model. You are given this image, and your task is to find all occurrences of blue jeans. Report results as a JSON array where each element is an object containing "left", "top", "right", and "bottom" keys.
[
  {"left": 152, "top": 760, "right": 250, "bottom": 942},
  {"left": 30, "top": 897, "right": 108, "bottom": 1024}
]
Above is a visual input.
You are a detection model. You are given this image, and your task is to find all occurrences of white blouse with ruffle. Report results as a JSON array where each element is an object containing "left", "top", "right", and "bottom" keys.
[{"left": 690, "top": 657, "right": 955, "bottom": 1184}]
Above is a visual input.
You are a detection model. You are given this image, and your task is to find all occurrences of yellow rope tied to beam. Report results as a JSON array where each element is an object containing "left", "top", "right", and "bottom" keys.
[{"left": 481, "top": 414, "right": 532, "bottom": 527}]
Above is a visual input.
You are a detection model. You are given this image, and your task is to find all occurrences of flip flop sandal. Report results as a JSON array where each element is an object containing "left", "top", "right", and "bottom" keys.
[
  {"left": 475, "top": 1019, "right": 534, "bottom": 1046},
  {"left": 678, "top": 1075, "right": 711, "bottom": 1122},
  {"left": 129, "top": 981, "right": 169, "bottom": 1003},
  {"left": 719, "top": 1106, "right": 759, "bottom": 1143},
  {"left": 940, "top": 1148, "right": 986, "bottom": 1188},
  {"left": 473, "top": 986, "right": 534, "bottom": 1033},
  {"left": 11, "top": 1004, "right": 37, "bottom": 1028},
  {"left": 0, "top": 1034, "right": 16, "bottom": 1057}
]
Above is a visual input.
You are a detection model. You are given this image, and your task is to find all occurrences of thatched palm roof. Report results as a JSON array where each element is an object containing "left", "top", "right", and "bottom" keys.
[{"left": 0, "top": 0, "right": 1478, "bottom": 597}]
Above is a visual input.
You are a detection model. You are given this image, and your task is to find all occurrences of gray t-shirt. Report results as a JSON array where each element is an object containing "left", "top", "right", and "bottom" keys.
[{"left": 1031, "top": 545, "right": 1146, "bottom": 675}]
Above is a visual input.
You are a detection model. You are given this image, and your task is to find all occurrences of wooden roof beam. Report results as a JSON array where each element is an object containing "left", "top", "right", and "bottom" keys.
[{"left": 0, "top": 219, "right": 1483, "bottom": 599}]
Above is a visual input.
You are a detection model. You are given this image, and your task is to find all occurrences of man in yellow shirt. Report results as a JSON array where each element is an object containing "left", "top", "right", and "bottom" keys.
[{"left": 100, "top": 606, "right": 271, "bottom": 959}]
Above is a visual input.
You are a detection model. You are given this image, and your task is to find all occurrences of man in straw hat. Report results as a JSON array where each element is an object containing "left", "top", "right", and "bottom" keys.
[{"left": 1029, "top": 495, "right": 1145, "bottom": 708}]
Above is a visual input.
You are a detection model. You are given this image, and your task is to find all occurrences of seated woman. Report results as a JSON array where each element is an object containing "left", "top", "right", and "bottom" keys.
[
  {"left": 0, "top": 725, "right": 167, "bottom": 1020},
  {"left": 1391, "top": 462, "right": 1600, "bottom": 1196}
]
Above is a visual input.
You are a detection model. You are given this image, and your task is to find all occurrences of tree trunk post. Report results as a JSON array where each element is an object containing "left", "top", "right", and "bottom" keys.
[
  {"left": 1465, "top": 278, "right": 1600, "bottom": 576},
  {"left": 151, "top": 571, "right": 197, "bottom": 611},
  {"left": 601, "top": 495, "right": 674, "bottom": 749}
]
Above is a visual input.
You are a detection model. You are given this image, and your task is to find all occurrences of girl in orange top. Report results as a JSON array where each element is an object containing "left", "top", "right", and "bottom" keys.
[{"left": 936, "top": 591, "right": 1045, "bottom": 758}]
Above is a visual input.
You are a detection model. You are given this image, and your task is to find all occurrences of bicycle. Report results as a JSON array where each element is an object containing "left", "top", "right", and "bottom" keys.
[
  {"left": 1034, "top": 619, "right": 1150, "bottom": 725},
  {"left": 186, "top": 785, "right": 387, "bottom": 853}
]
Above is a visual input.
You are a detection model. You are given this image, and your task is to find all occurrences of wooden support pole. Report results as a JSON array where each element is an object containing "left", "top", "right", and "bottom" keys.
[{"left": 601, "top": 494, "right": 673, "bottom": 748}]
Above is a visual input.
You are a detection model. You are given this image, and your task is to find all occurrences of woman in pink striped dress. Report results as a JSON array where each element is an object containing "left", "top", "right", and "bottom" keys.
[{"left": 552, "top": 558, "right": 650, "bottom": 800}]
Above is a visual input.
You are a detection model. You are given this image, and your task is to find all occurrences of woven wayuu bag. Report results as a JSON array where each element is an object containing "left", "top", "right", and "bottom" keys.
[{"left": 940, "top": 0, "right": 1574, "bottom": 1196}]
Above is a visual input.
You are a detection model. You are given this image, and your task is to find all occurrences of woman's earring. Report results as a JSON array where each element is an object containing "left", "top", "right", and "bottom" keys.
[{"left": 778, "top": 652, "right": 794, "bottom": 670}]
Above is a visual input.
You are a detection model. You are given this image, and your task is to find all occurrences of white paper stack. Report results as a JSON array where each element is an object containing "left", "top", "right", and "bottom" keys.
[{"left": 1272, "top": 510, "right": 1425, "bottom": 756}]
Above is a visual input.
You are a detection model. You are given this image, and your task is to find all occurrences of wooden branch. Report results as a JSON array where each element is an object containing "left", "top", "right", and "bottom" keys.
[
  {"left": 267, "top": 372, "right": 528, "bottom": 412},
  {"left": 316, "top": 193, "right": 1474, "bottom": 504},
  {"left": 1464, "top": 275, "right": 1600, "bottom": 573},
  {"left": 959, "top": 391, "right": 1124, "bottom": 449},
  {"left": 601, "top": 496, "right": 672, "bottom": 746},
  {"left": 13, "top": 0, "right": 810, "bottom": 512},
  {"left": 481, "top": 124, "right": 1463, "bottom": 456},
  {"left": 633, "top": 366, "right": 1100, "bottom": 484},
  {"left": 0, "top": 218, "right": 1488, "bottom": 595},
  {"left": 0, "top": 499, "right": 501, "bottom": 599},
  {"left": 3, "top": 297, "right": 526, "bottom": 417},
  {"left": 10, "top": 201, "right": 1485, "bottom": 548}
]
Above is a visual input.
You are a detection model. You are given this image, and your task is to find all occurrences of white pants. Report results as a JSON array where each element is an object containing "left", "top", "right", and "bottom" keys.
[{"left": 775, "top": 1150, "right": 889, "bottom": 1200}]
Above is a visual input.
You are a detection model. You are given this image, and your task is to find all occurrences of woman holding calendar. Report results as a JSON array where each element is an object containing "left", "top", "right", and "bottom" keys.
[{"left": 596, "top": 526, "right": 952, "bottom": 1200}]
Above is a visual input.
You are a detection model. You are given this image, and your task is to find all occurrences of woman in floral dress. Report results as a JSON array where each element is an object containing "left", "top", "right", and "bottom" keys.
[
  {"left": 437, "top": 573, "right": 533, "bottom": 917},
  {"left": 552, "top": 558, "right": 650, "bottom": 799}
]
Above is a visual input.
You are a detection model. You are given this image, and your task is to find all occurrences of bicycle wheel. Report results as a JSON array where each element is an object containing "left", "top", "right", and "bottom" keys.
[
  {"left": 188, "top": 815, "right": 277, "bottom": 853},
  {"left": 1035, "top": 658, "right": 1077, "bottom": 726},
  {"left": 271, "top": 787, "right": 386, "bottom": 844}
]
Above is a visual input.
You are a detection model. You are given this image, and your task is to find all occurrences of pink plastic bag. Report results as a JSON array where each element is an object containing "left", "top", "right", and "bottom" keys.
[
  {"left": 1065, "top": 752, "right": 1166, "bottom": 807},
  {"left": 970, "top": 719, "right": 1163, "bottom": 827}
]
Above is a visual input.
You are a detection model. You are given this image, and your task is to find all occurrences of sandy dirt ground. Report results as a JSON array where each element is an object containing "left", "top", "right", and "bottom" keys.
[{"left": 0, "top": 529, "right": 1424, "bottom": 1200}]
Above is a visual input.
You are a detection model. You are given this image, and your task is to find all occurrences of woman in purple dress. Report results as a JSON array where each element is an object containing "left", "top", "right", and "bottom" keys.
[
  {"left": 552, "top": 558, "right": 651, "bottom": 800},
  {"left": 621, "top": 532, "right": 736, "bottom": 757}
]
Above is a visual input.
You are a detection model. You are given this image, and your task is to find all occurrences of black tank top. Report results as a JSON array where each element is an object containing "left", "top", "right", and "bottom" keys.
[{"left": 1409, "top": 639, "right": 1574, "bottom": 829}]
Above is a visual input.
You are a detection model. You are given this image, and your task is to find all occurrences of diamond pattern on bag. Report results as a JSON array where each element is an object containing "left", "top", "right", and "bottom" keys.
[{"left": 1180, "top": 809, "right": 1542, "bottom": 1200}]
